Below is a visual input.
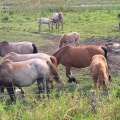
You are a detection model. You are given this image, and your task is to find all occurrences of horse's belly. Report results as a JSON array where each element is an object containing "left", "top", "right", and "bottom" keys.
[
  {"left": 72, "top": 63, "right": 89, "bottom": 68},
  {"left": 71, "top": 59, "right": 90, "bottom": 68},
  {"left": 13, "top": 73, "right": 38, "bottom": 87}
]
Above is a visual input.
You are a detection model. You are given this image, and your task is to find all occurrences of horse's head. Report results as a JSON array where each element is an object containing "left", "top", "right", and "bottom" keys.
[{"left": 59, "top": 12, "right": 63, "bottom": 20}]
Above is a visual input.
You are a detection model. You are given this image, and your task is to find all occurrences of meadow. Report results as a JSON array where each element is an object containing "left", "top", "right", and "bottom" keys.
[{"left": 0, "top": 0, "right": 120, "bottom": 120}]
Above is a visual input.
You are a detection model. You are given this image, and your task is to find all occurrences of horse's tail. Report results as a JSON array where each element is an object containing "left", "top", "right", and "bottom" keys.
[
  {"left": 32, "top": 44, "right": 38, "bottom": 53},
  {"left": 46, "top": 61, "right": 66, "bottom": 85},
  {"left": 101, "top": 46, "right": 108, "bottom": 60},
  {"left": 50, "top": 56, "right": 58, "bottom": 67}
]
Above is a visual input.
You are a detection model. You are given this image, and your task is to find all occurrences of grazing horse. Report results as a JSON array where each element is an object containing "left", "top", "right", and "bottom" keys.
[
  {"left": 0, "top": 59, "right": 66, "bottom": 102},
  {"left": 52, "top": 45, "right": 108, "bottom": 83},
  {"left": 0, "top": 52, "right": 58, "bottom": 94},
  {"left": 0, "top": 41, "right": 37, "bottom": 57},
  {"left": 37, "top": 18, "right": 53, "bottom": 31},
  {"left": 58, "top": 32, "right": 80, "bottom": 48},
  {"left": 52, "top": 12, "right": 63, "bottom": 31},
  {"left": 90, "top": 55, "right": 112, "bottom": 95}
]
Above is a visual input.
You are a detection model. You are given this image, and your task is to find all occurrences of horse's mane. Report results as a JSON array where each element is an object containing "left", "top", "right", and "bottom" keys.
[
  {"left": 0, "top": 59, "right": 11, "bottom": 67},
  {"left": 0, "top": 41, "right": 9, "bottom": 45},
  {"left": 1, "top": 52, "right": 17, "bottom": 63},
  {"left": 53, "top": 46, "right": 70, "bottom": 57}
]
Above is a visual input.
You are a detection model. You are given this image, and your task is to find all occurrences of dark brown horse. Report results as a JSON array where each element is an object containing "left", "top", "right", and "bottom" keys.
[{"left": 52, "top": 45, "right": 108, "bottom": 83}]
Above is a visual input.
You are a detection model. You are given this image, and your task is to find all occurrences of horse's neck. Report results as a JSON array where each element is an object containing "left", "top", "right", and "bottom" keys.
[{"left": 53, "top": 46, "right": 70, "bottom": 57}]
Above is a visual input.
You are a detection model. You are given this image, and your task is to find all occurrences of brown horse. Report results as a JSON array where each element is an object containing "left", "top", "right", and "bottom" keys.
[
  {"left": 0, "top": 41, "right": 37, "bottom": 57},
  {"left": 52, "top": 45, "right": 108, "bottom": 83},
  {"left": 90, "top": 55, "right": 111, "bottom": 95},
  {"left": 58, "top": 32, "right": 80, "bottom": 48}
]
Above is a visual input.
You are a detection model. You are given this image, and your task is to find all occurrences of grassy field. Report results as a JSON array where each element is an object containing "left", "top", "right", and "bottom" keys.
[{"left": 0, "top": 0, "right": 120, "bottom": 120}]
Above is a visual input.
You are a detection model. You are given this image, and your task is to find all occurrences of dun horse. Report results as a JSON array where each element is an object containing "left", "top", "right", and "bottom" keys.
[
  {"left": 0, "top": 41, "right": 37, "bottom": 57},
  {"left": 0, "top": 59, "right": 66, "bottom": 102},
  {"left": 52, "top": 45, "right": 108, "bottom": 83},
  {"left": 52, "top": 12, "right": 63, "bottom": 31},
  {"left": 58, "top": 32, "right": 80, "bottom": 48},
  {"left": 0, "top": 52, "right": 58, "bottom": 94},
  {"left": 90, "top": 55, "right": 111, "bottom": 95}
]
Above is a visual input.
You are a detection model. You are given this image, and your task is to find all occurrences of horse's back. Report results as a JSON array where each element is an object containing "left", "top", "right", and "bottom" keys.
[{"left": 53, "top": 45, "right": 107, "bottom": 68}]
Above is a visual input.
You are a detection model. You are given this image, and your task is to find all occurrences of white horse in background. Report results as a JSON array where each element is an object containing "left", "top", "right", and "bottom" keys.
[
  {"left": 37, "top": 18, "right": 53, "bottom": 31},
  {"left": 52, "top": 12, "right": 63, "bottom": 31}
]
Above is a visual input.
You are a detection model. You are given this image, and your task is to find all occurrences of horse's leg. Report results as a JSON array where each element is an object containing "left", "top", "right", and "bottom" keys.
[
  {"left": 93, "top": 76, "right": 99, "bottom": 94},
  {"left": 5, "top": 84, "right": 16, "bottom": 102},
  {"left": 37, "top": 79, "right": 43, "bottom": 99},
  {"left": 66, "top": 66, "right": 78, "bottom": 83},
  {"left": 76, "top": 40, "right": 80, "bottom": 47},
  {"left": 38, "top": 23, "right": 41, "bottom": 31},
  {"left": 48, "top": 23, "right": 50, "bottom": 31},
  {"left": 103, "top": 83, "right": 109, "bottom": 96},
  {"left": 18, "top": 87, "right": 25, "bottom": 97},
  {"left": 61, "top": 21, "right": 63, "bottom": 30},
  {"left": 52, "top": 22, "right": 54, "bottom": 30},
  {"left": 56, "top": 22, "right": 58, "bottom": 29},
  {"left": 58, "top": 22, "right": 60, "bottom": 31},
  {"left": 46, "top": 79, "right": 50, "bottom": 99}
]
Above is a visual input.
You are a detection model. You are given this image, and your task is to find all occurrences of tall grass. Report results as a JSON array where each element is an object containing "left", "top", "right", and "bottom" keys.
[{"left": 0, "top": 0, "right": 120, "bottom": 119}]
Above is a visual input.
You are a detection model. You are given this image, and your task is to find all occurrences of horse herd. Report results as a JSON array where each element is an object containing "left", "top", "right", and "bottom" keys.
[{"left": 0, "top": 35, "right": 113, "bottom": 102}]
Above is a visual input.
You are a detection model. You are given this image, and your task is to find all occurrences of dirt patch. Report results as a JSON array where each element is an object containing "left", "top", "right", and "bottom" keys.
[{"left": 39, "top": 34, "right": 120, "bottom": 76}]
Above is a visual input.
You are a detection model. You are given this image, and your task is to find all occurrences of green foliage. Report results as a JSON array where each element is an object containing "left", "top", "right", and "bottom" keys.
[{"left": 0, "top": 0, "right": 120, "bottom": 119}]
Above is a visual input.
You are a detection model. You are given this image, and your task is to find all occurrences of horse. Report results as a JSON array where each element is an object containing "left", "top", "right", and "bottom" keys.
[
  {"left": 52, "top": 12, "right": 63, "bottom": 31},
  {"left": 52, "top": 45, "right": 108, "bottom": 83},
  {"left": 58, "top": 32, "right": 80, "bottom": 48},
  {"left": 0, "top": 41, "right": 38, "bottom": 57},
  {"left": 0, "top": 59, "right": 66, "bottom": 102},
  {"left": 0, "top": 52, "right": 58, "bottom": 94},
  {"left": 37, "top": 18, "right": 53, "bottom": 31},
  {"left": 105, "top": 42, "right": 120, "bottom": 54},
  {"left": 90, "top": 55, "right": 112, "bottom": 95}
]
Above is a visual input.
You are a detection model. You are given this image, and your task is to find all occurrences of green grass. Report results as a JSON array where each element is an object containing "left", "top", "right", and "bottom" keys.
[{"left": 0, "top": 0, "right": 120, "bottom": 119}]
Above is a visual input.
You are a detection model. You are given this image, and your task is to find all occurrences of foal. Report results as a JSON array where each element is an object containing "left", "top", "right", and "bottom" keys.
[{"left": 37, "top": 18, "right": 53, "bottom": 31}]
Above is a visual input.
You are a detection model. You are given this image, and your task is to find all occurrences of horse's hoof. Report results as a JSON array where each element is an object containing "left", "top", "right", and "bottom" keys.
[{"left": 68, "top": 77, "right": 78, "bottom": 83}]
